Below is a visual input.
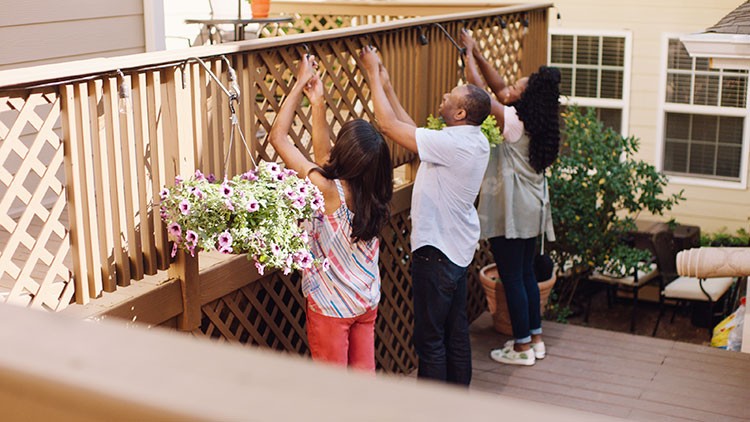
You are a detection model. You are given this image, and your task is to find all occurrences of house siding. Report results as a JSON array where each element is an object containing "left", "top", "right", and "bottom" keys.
[
  {"left": 0, "top": 0, "right": 145, "bottom": 71},
  {"left": 537, "top": 0, "right": 749, "bottom": 233}
]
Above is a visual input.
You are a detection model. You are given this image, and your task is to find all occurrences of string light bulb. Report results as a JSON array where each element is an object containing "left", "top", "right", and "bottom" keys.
[{"left": 117, "top": 70, "right": 131, "bottom": 114}]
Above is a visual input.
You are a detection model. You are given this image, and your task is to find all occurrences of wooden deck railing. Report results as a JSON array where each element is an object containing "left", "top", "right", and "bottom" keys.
[{"left": 0, "top": 2, "right": 550, "bottom": 369}]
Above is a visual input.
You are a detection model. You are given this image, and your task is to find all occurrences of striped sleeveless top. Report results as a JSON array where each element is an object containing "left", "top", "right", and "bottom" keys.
[{"left": 302, "top": 179, "right": 381, "bottom": 318}]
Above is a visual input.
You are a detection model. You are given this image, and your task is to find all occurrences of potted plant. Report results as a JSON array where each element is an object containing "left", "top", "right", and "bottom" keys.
[
  {"left": 479, "top": 264, "right": 557, "bottom": 335},
  {"left": 547, "top": 107, "right": 684, "bottom": 306},
  {"left": 159, "top": 161, "right": 325, "bottom": 275},
  {"left": 248, "top": 0, "right": 271, "bottom": 18}
]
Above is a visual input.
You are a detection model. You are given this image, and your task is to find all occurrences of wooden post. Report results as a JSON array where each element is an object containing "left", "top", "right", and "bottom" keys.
[
  {"left": 168, "top": 249, "right": 201, "bottom": 331},
  {"left": 521, "top": 8, "right": 549, "bottom": 77}
]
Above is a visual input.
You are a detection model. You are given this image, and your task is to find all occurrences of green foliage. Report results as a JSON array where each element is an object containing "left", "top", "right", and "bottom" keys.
[
  {"left": 425, "top": 114, "right": 504, "bottom": 146},
  {"left": 548, "top": 107, "right": 685, "bottom": 278},
  {"left": 544, "top": 291, "right": 573, "bottom": 323},
  {"left": 701, "top": 227, "right": 750, "bottom": 247}
]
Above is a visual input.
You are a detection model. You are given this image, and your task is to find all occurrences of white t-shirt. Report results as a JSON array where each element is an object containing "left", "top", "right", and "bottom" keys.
[{"left": 412, "top": 125, "right": 490, "bottom": 267}]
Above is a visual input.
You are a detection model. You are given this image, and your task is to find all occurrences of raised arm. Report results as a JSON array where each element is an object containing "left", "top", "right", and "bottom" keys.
[
  {"left": 360, "top": 46, "right": 418, "bottom": 153},
  {"left": 303, "top": 74, "right": 331, "bottom": 166},
  {"left": 460, "top": 29, "right": 507, "bottom": 100},
  {"left": 269, "top": 54, "right": 339, "bottom": 210},
  {"left": 463, "top": 47, "right": 487, "bottom": 90},
  {"left": 379, "top": 63, "right": 417, "bottom": 126},
  {"left": 268, "top": 55, "right": 318, "bottom": 177}
]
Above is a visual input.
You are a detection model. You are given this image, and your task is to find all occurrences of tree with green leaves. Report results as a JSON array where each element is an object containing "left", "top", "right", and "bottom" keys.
[{"left": 547, "top": 107, "right": 684, "bottom": 305}]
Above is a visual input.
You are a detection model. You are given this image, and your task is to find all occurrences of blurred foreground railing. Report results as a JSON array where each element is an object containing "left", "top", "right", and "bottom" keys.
[
  {"left": 0, "top": 303, "right": 611, "bottom": 421},
  {"left": 0, "top": 2, "right": 550, "bottom": 371}
]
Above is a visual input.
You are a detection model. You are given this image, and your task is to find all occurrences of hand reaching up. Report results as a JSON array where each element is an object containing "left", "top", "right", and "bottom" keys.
[
  {"left": 460, "top": 29, "right": 477, "bottom": 56},
  {"left": 296, "top": 54, "right": 319, "bottom": 86},
  {"left": 304, "top": 74, "right": 325, "bottom": 106},
  {"left": 359, "top": 45, "right": 381, "bottom": 76}
]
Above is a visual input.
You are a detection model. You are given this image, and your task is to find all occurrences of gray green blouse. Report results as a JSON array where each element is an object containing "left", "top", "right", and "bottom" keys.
[{"left": 477, "top": 106, "right": 555, "bottom": 241}]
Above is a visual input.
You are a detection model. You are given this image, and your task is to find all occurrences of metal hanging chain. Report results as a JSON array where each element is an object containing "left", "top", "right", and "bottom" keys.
[
  {"left": 186, "top": 55, "right": 257, "bottom": 177},
  {"left": 223, "top": 99, "right": 256, "bottom": 179}
]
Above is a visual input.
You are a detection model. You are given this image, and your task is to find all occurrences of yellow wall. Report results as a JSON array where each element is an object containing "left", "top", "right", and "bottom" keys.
[
  {"left": 0, "top": 1, "right": 146, "bottom": 71},
  {"left": 538, "top": 0, "right": 749, "bottom": 234}
]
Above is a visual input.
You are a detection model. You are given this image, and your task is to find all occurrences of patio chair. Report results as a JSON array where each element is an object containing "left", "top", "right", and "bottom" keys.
[
  {"left": 652, "top": 275, "right": 735, "bottom": 337},
  {"left": 651, "top": 242, "right": 740, "bottom": 336}
]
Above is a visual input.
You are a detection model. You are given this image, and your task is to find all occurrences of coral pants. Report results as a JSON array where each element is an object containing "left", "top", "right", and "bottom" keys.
[{"left": 305, "top": 299, "right": 378, "bottom": 372}]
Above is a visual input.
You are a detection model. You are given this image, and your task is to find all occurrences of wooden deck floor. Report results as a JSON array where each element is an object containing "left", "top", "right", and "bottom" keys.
[{"left": 468, "top": 312, "right": 750, "bottom": 421}]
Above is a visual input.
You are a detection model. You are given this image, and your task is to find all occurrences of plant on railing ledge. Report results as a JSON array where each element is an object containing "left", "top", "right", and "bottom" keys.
[
  {"left": 426, "top": 114, "right": 503, "bottom": 146},
  {"left": 547, "top": 107, "right": 685, "bottom": 304},
  {"left": 159, "top": 161, "right": 325, "bottom": 275}
]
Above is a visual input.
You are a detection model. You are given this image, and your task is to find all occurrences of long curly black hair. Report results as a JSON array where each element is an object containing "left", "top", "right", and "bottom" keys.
[{"left": 511, "top": 66, "right": 561, "bottom": 173}]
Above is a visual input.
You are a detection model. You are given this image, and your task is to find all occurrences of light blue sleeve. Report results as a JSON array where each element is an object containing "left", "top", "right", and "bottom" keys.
[{"left": 415, "top": 127, "right": 457, "bottom": 166}]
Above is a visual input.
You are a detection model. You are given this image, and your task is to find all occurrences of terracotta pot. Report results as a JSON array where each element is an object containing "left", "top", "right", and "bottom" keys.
[
  {"left": 250, "top": 0, "right": 270, "bottom": 18},
  {"left": 479, "top": 263, "right": 557, "bottom": 335}
]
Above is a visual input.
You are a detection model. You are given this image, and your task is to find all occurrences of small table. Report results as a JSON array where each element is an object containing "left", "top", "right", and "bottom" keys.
[{"left": 185, "top": 16, "right": 294, "bottom": 42}]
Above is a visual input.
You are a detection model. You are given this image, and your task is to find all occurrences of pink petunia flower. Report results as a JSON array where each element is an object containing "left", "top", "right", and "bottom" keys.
[
  {"left": 194, "top": 169, "right": 205, "bottom": 181},
  {"left": 168, "top": 222, "right": 182, "bottom": 237},
  {"left": 171, "top": 243, "right": 178, "bottom": 258},
  {"left": 159, "top": 188, "right": 170, "bottom": 200},
  {"left": 219, "top": 245, "right": 233, "bottom": 254},
  {"left": 218, "top": 231, "right": 233, "bottom": 248},
  {"left": 271, "top": 244, "right": 281, "bottom": 256},
  {"left": 241, "top": 170, "right": 258, "bottom": 182},
  {"left": 322, "top": 258, "right": 330, "bottom": 272},
  {"left": 266, "top": 162, "right": 281, "bottom": 176},
  {"left": 255, "top": 261, "right": 265, "bottom": 276},
  {"left": 206, "top": 173, "right": 216, "bottom": 183},
  {"left": 246, "top": 198, "right": 259, "bottom": 212},
  {"left": 295, "top": 252, "right": 313, "bottom": 269},
  {"left": 192, "top": 188, "right": 204, "bottom": 200},
  {"left": 292, "top": 198, "right": 306, "bottom": 209},
  {"left": 310, "top": 196, "right": 323, "bottom": 211},
  {"left": 221, "top": 183, "right": 233, "bottom": 197},
  {"left": 275, "top": 172, "right": 287, "bottom": 182},
  {"left": 179, "top": 199, "right": 191, "bottom": 215},
  {"left": 185, "top": 230, "right": 198, "bottom": 245},
  {"left": 225, "top": 199, "right": 235, "bottom": 211},
  {"left": 175, "top": 175, "right": 184, "bottom": 185}
]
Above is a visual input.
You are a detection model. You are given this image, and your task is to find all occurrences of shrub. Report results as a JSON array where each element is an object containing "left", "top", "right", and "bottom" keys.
[{"left": 548, "top": 107, "right": 684, "bottom": 301}]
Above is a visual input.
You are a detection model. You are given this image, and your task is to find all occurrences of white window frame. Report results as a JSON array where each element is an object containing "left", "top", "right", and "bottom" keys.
[
  {"left": 548, "top": 28, "right": 633, "bottom": 136},
  {"left": 655, "top": 33, "right": 750, "bottom": 190}
]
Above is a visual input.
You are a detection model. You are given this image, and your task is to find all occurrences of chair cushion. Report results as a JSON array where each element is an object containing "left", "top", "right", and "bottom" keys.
[
  {"left": 590, "top": 263, "right": 659, "bottom": 286},
  {"left": 663, "top": 276, "right": 734, "bottom": 302}
]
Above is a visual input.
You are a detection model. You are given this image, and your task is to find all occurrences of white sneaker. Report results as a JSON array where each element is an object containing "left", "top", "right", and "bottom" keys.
[
  {"left": 503, "top": 340, "right": 546, "bottom": 360},
  {"left": 490, "top": 345, "right": 535, "bottom": 366}
]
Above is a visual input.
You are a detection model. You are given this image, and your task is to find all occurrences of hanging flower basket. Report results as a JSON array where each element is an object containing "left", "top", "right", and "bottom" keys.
[{"left": 159, "top": 161, "right": 324, "bottom": 276}]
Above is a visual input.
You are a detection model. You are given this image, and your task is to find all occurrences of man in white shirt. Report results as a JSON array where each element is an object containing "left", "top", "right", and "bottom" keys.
[{"left": 361, "top": 46, "right": 490, "bottom": 385}]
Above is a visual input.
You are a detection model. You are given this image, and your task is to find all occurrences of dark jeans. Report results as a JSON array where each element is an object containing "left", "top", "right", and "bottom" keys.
[
  {"left": 411, "top": 245, "right": 471, "bottom": 386},
  {"left": 489, "top": 236, "right": 542, "bottom": 344}
]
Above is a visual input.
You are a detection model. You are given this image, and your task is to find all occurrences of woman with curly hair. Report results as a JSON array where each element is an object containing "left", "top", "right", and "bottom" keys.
[{"left": 461, "top": 30, "right": 560, "bottom": 366}]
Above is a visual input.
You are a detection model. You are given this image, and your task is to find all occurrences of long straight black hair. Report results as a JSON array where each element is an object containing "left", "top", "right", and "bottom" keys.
[{"left": 315, "top": 119, "right": 393, "bottom": 242}]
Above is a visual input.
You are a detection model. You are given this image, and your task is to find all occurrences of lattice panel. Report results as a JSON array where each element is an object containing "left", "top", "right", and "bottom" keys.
[
  {"left": 467, "top": 240, "right": 495, "bottom": 323},
  {"left": 199, "top": 271, "right": 309, "bottom": 354},
  {"left": 465, "top": 14, "right": 527, "bottom": 86},
  {"left": 260, "top": 14, "right": 413, "bottom": 38},
  {"left": 192, "top": 205, "right": 495, "bottom": 374},
  {"left": 0, "top": 91, "right": 74, "bottom": 310}
]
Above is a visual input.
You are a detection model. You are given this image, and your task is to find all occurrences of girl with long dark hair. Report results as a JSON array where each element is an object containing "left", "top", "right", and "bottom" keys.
[
  {"left": 269, "top": 54, "right": 393, "bottom": 371},
  {"left": 461, "top": 30, "right": 561, "bottom": 366}
]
